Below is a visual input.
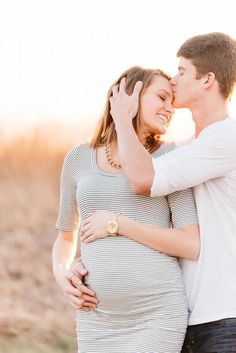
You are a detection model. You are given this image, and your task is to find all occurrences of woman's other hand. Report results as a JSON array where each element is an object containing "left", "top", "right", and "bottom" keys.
[{"left": 56, "top": 258, "right": 99, "bottom": 311}]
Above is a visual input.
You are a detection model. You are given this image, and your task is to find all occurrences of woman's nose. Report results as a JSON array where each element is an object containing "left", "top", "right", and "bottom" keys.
[
  {"left": 170, "top": 76, "right": 176, "bottom": 85},
  {"left": 165, "top": 103, "right": 175, "bottom": 115}
]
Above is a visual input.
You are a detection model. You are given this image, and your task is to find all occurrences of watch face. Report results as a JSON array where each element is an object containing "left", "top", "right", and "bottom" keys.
[{"left": 107, "top": 221, "right": 118, "bottom": 234}]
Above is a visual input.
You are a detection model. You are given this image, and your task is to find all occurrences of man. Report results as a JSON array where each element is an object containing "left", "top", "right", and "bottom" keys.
[
  {"left": 106, "top": 32, "right": 236, "bottom": 352},
  {"left": 59, "top": 33, "right": 236, "bottom": 352}
]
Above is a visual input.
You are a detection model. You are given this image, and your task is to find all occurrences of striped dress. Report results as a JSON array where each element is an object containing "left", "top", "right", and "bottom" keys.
[{"left": 56, "top": 143, "right": 198, "bottom": 353}]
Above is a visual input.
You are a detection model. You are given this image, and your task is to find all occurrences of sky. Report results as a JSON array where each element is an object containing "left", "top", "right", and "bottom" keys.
[{"left": 0, "top": 0, "right": 236, "bottom": 140}]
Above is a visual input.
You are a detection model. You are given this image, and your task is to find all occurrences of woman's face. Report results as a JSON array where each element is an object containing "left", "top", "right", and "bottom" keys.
[{"left": 139, "top": 75, "right": 174, "bottom": 138}]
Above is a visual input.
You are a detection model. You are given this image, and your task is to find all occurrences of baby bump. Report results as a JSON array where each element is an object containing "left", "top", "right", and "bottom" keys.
[{"left": 81, "top": 237, "right": 187, "bottom": 314}]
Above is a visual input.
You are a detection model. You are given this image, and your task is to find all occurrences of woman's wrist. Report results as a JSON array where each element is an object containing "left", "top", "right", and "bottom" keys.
[{"left": 117, "top": 214, "right": 129, "bottom": 236}]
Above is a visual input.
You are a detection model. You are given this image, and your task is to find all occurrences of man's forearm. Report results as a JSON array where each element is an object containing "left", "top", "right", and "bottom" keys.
[
  {"left": 118, "top": 215, "right": 199, "bottom": 260},
  {"left": 115, "top": 121, "right": 154, "bottom": 195}
]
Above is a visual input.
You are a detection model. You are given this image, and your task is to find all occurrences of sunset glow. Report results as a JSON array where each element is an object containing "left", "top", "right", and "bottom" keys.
[{"left": 0, "top": 0, "right": 235, "bottom": 142}]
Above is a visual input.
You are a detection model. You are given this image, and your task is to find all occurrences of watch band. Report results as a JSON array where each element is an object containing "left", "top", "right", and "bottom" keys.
[{"left": 107, "top": 212, "right": 121, "bottom": 236}]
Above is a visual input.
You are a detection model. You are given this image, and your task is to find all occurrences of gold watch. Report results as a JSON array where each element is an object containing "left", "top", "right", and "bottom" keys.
[{"left": 106, "top": 213, "right": 121, "bottom": 236}]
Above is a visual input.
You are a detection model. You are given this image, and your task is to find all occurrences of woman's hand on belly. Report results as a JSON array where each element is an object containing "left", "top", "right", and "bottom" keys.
[{"left": 81, "top": 210, "right": 116, "bottom": 243}]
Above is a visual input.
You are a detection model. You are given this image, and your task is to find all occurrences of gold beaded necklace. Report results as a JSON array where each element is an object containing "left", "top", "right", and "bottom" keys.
[
  {"left": 104, "top": 138, "right": 153, "bottom": 170},
  {"left": 105, "top": 144, "right": 122, "bottom": 169}
]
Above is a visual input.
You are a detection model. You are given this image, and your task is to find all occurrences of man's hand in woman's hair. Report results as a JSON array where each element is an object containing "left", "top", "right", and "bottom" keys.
[{"left": 110, "top": 77, "right": 143, "bottom": 125}]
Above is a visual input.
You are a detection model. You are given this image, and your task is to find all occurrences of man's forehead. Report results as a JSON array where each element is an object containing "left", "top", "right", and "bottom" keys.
[
  {"left": 178, "top": 57, "right": 192, "bottom": 69},
  {"left": 178, "top": 65, "right": 186, "bottom": 71}
]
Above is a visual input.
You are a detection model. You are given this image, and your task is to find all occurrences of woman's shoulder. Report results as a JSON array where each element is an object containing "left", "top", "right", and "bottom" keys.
[
  {"left": 152, "top": 142, "right": 177, "bottom": 158},
  {"left": 61, "top": 143, "right": 92, "bottom": 175},
  {"left": 63, "top": 143, "right": 91, "bottom": 166},
  {"left": 66, "top": 142, "right": 90, "bottom": 157}
]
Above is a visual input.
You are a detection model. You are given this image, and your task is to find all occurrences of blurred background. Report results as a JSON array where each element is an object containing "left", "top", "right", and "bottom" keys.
[{"left": 0, "top": 0, "right": 235, "bottom": 352}]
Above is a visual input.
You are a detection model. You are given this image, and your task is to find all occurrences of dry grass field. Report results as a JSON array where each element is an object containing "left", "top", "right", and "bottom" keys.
[{"left": 0, "top": 123, "right": 89, "bottom": 353}]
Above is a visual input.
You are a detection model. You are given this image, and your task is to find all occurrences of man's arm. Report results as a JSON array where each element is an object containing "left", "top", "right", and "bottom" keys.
[
  {"left": 80, "top": 211, "right": 199, "bottom": 260},
  {"left": 118, "top": 217, "right": 200, "bottom": 260},
  {"left": 112, "top": 79, "right": 235, "bottom": 197},
  {"left": 115, "top": 121, "right": 154, "bottom": 195},
  {"left": 151, "top": 125, "right": 236, "bottom": 196},
  {"left": 110, "top": 78, "right": 154, "bottom": 195}
]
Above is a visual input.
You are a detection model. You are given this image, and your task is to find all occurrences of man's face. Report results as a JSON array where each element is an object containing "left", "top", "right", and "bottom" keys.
[{"left": 171, "top": 57, "right": 203, "bottom": 109}]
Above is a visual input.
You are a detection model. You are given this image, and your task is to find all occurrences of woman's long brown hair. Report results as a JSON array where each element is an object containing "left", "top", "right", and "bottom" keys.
[{"left": 90, "top": 66, "right": 171, "bottom": 153}]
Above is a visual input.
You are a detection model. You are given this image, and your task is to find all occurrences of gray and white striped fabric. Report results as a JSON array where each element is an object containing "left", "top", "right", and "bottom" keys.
[{"left": 56, "top": 143, "right": 198, "bottom": 353}]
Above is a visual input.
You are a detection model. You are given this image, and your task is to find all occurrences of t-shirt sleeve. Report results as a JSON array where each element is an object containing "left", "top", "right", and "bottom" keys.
[
  {"left": 151, "top": 123, "right": 236, "bottom": 197},
  {"left": 55, "top": 147, "right": 80, "bottom": 231},
  {"left": 167, "top": 188, "right": 199, "bottom": 229}
]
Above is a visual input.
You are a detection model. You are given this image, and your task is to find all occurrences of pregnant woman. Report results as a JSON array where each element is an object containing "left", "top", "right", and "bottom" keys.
[{"left": 53, "top": 66, "right": 199, "bottom": 353}]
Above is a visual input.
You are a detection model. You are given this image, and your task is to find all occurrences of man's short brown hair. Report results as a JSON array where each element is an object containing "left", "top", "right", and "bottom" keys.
[{"left": 177, "top": 32, "right": 236, "bottom": 99}]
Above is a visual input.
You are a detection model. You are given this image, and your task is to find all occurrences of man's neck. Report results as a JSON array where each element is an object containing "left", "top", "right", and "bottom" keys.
[{"left": 191, "top": 100, "right": 229, "bottom": 137}]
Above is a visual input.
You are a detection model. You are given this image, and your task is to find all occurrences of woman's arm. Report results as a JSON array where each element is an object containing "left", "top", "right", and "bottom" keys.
[
  {"left": 52, "top": 230, "right": 98, "bottom": 310},
  {"left": 52, "top": 230, "right": 82, "bottom": 309},
  {"left": 54, "top": 147, "right": 98, "bottom": 310},
  {"left": 81, "top": 211, "right": 200, "bottom": 260},
  {"left": 52, "top": 230, "right": 78, "bottom": 279}
]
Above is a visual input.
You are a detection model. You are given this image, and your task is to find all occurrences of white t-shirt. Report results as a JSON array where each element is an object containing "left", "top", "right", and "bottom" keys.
[{"left": 151, "top": 117, "right": 236, "bottom": 325}]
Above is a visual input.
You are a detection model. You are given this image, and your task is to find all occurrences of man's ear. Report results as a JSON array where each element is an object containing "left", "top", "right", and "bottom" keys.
[{"left": 203, "top": 72, "right": 215, "bottom": 88}]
